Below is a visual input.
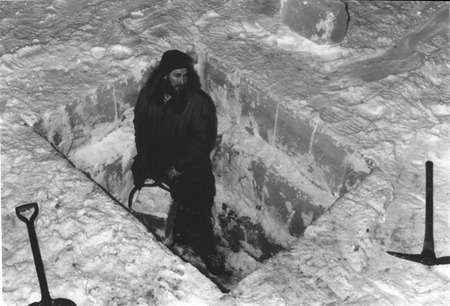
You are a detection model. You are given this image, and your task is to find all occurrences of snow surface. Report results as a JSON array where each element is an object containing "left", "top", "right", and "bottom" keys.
[
  {"left": 2, "top": 0, "right": 450, "bottom": 305},
  {"left": 1, "top": 103, "right": 226, "bottom": 305}
]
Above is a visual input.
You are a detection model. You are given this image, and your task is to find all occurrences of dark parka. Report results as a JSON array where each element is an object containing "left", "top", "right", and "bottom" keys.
[
  {"left": 132, "top": 64, "right": 221, "bottom": 262},
  {"left": 132, "top": 69, "right": 218, "bottom": 192}
]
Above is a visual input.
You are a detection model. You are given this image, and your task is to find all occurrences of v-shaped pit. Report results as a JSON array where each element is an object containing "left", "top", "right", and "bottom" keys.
[{"left": 31, "top": 52, "right": 372, "bottom": 292}]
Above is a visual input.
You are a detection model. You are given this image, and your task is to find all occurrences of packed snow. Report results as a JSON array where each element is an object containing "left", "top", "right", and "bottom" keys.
[{"left": 2, "top": 0, "right": 450, "bottom": 305}]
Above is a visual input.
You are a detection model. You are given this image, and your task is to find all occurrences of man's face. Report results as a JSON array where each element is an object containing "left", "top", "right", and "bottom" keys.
[{"left": 167, "top": 68, "right": 188, "bottom": 93}]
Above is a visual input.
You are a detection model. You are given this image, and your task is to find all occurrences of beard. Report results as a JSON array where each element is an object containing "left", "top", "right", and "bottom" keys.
[{"left": 163, "top": 77, "right": 186, "bottom": 100}]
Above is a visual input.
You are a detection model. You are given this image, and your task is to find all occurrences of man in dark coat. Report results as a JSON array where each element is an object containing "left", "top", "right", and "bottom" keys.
[{"left": 132, "top": 50, "right": 224, "bottom": 275}]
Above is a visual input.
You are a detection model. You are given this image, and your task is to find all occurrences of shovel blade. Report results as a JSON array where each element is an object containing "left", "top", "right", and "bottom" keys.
[{"left": 29, "top": 298, "right": 77, "bottom": 306}]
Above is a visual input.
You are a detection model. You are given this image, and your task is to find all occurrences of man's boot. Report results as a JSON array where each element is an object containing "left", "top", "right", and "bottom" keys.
[
  {"left": 199, "top": 248, "right": 225, "bottom": 275},
  {"left": 180, "top": 208, "right": 225, "bottom": 275}
]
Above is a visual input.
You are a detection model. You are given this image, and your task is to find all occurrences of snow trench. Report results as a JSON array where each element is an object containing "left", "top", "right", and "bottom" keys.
[
  {"left": 29, "top": 49, "right": 371, "bottom": 290},
  {"left": 2, "top": 0, "right": 449, "bottom": 303}
]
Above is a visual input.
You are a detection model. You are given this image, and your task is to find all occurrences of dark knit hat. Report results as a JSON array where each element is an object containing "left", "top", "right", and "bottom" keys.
[{"left": 159, "top": 50, "right": 191, "bottom": 76}]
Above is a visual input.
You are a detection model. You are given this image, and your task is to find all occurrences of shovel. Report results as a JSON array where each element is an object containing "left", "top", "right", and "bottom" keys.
[
  {"left": 16, "top": 202, "right": 77, "bottom": 306},
  {"left": 387, "top": 161, "right": 450, "bottom": 265}
]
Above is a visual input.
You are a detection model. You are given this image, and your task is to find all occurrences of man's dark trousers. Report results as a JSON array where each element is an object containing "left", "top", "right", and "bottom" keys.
[{"left": 170, "top": 168, "right": 216, "bottom": 254}]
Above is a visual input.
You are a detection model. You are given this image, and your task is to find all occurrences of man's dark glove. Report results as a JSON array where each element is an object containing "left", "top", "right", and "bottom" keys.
[{"left": 131, "top": 155, "right": 148, "bottom": 188}]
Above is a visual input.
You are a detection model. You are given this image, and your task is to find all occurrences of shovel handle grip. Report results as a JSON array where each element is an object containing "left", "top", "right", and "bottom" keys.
[
  {"left": 128, "top": 181, "right": 171, "bottom": 211},
  {"left": 15, "top": 202, "right": 39, "bottom": 225}
]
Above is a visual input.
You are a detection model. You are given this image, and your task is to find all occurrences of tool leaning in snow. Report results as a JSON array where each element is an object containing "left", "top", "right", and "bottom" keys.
[
  {"left": 387, "top": 161, "right": 450, "bottom": 266},
  {"left": 15, "top": 202, "right": 77, "bottom": 306},
  {"left": 128, "top": 181, "right": 177, "bottom": 247}
]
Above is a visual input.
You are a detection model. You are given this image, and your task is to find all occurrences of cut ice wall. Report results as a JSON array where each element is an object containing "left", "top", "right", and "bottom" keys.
[
  {"left": 203, "top": 53, "right": 370, "bottom": 198},
  {"left": 201, "top": 51, "right": 371, "bottom": 247},
  {"left": 33, "top": 71, "right": 149, "bottom": 203}
]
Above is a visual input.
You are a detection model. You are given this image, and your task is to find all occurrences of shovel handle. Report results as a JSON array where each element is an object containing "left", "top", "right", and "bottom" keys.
[
  {"left": 423, "top": 161, "right": 434, "bottom": 252},
  {"left": 16, "top": 202, "right": 39, "bottom": 224}
]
